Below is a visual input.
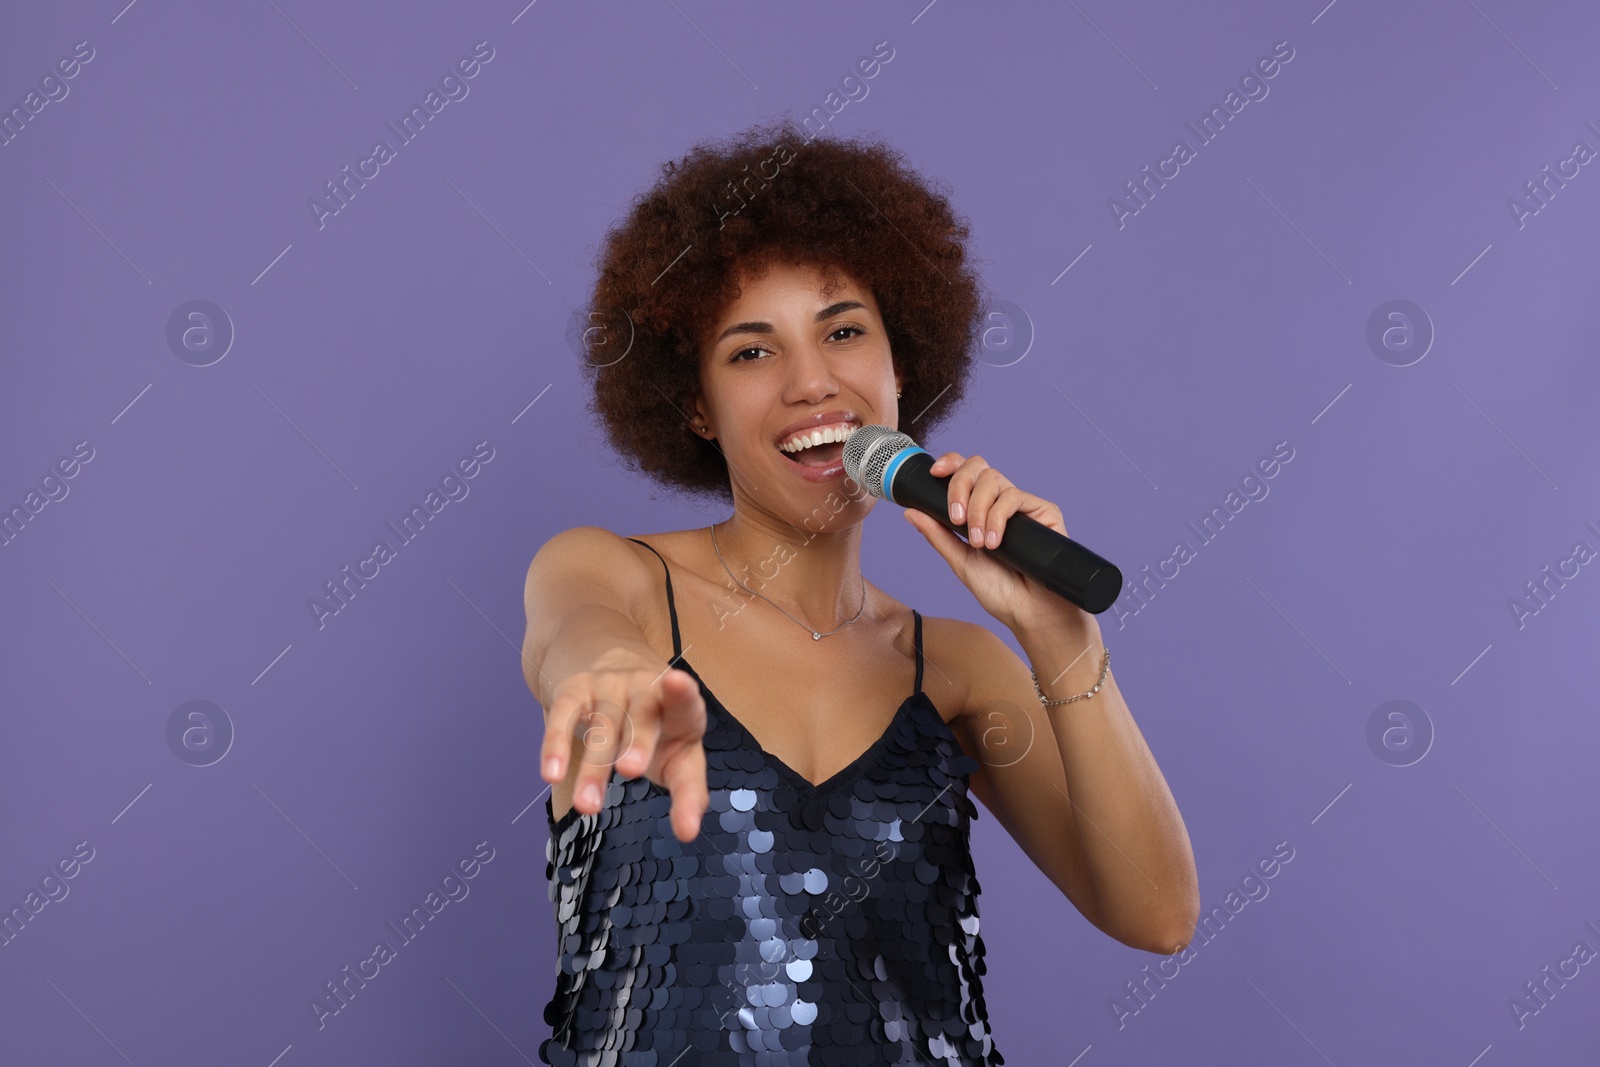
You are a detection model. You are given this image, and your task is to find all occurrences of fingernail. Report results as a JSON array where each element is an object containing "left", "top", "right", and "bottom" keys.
[
  {"left": 987, "top": 528, "right": 999, "bottom": 548},
  {"left": 970, "top": 526, "right": 982, "bottom": 544},
  {"left": 545, "top": 757, "right": 560, "bottom": 779},
  {"left": 582, "top": 782, "right": 602, "bottom": 807},
  {"left": 951, "top": 502, "right": 964, "bottom": 522}
]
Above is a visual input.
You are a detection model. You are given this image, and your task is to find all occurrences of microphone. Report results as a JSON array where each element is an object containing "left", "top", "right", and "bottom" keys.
[{"left": 843, "top": 425, "right": 1124, "bottom": 614}]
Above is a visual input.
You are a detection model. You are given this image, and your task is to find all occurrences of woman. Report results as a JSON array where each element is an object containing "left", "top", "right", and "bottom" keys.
[{"left": 523, "top": 119, "right": 1198, "bottom": 1064}]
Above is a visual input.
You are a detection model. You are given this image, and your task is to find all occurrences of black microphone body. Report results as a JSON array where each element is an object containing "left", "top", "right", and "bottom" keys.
[{"left": 845, "top": 427, "right": 1124, "bottom": 614}]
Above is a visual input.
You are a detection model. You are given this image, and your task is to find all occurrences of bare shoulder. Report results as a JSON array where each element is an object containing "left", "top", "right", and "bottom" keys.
[
  {"left": 527, "top": 523, "right": 647, "bottom": 575},
  {"left": 523, "top": 525, "right": 660, "bottom": 618},
  {"left": 913, "top": 612, "right": 999, "bottom": 728}
]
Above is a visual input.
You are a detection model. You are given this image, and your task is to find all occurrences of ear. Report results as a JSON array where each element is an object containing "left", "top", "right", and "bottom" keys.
[{"left": 688, "top": 393, "right": 713, "bottom": 438}]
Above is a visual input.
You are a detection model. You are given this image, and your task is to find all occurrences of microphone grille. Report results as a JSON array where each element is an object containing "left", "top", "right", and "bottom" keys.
[{"left": 843, "top": 424, "right": 916, "bottom": 499}]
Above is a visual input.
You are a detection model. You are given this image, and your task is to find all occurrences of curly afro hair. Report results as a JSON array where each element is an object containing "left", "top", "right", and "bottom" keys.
[{"left": 578, "top": 116, "right": 989, "bottom": 506}]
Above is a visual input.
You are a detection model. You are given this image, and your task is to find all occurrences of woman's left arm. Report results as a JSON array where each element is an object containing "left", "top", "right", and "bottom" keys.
[{"left": 903, "top": 451, "right": 1200, "bottom": 954}]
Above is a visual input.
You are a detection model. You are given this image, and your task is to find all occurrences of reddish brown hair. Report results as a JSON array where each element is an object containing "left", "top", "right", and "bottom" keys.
[{"left": 579, "top": 116, "right": 988, "bottom": 505}]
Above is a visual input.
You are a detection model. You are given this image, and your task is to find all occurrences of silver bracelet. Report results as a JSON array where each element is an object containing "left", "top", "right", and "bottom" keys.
[{"left": 1032, "top": 646, "right": 1110, "bottom": 706}]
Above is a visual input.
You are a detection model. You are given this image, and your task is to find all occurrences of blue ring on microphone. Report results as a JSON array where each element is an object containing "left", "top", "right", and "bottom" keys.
[{"left": 881, "top": 445, "right": 929, "bottom": 503}]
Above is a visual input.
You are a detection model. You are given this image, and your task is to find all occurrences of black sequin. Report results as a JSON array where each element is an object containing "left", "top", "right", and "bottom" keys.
[{"left": 539, "top": 538, "right": 1003, "bottom": 1065}]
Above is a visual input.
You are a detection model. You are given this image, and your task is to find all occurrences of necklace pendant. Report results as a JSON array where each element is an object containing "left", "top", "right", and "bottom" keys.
[{"left": 812, "top": 631, "right": 821, "bottom": 640}]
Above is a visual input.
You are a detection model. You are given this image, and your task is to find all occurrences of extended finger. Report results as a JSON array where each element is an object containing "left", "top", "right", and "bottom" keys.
[
  {"left": 656, "top": 669, "right": 708, "bottom": 841},
  {"left": 541, "top": 680, "right": 595, "bottom": 782},
  {"left": 661, "top": 741, "right": 709, "bottom": 842},
  {"left": 616, "top": 698, "right": 659, "bottom": 779},
  {"left": 620, "top": 670, "right": 691, "bottom": 777},
  {"left": 570, "top": 691, "right": 628, "bottom": 814},
  {"left": 656, "top": 667, "right": 705, "bottom": 732}
]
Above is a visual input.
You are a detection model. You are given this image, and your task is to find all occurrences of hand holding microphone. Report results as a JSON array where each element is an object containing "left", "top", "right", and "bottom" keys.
[{"left": 842, "top": 425, "right": 1123, "bottom": 622}]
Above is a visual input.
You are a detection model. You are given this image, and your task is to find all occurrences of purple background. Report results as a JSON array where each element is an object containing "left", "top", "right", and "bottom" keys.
[{"left": 3, "top": 1, "right": 1598, "bottom": 1063}]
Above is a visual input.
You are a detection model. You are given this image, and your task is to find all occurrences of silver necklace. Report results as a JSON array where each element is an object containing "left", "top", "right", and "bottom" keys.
[{"left": 709, "top": 522, "right": 867, "bottom": 640}]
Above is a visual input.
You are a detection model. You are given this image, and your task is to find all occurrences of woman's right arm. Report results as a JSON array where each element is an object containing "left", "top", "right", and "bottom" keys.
[{"left": 522, "top": 527, "right": 708, "bottom": 842}]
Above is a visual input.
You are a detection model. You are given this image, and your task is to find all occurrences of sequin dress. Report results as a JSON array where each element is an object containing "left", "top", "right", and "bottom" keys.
[{"left": 539, "top": 537, "right": 1004, "bottom": 1066}]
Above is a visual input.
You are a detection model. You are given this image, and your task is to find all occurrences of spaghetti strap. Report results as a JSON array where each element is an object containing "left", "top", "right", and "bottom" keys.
[
  {"left": 627, "top": 534, "right": 918, "bottom": 697},
  {"left": 912, "top": 609, "right": 924, "bottom": 695},
  {"left": 625, "top": 537, "right": 682, "bottom": 659}
]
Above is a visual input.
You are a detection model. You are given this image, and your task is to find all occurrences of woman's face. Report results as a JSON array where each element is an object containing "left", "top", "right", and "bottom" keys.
[{"left": 692, "top": 260, "right": 901, "bottom": 507}]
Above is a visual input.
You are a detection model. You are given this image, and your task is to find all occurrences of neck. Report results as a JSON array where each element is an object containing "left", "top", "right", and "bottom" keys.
[{"left": 710, "top": 509, "right": 866, "bottom": 632}]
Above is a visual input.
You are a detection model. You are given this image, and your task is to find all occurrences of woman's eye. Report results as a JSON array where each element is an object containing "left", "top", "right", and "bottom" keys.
[{"left": 731, "top": 328, "right": 861, "bottom": 362}]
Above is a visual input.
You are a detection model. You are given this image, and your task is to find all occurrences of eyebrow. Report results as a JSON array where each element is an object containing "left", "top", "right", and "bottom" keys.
[{"left": 713, "top": 300, "right": 868, "bottom": 346}]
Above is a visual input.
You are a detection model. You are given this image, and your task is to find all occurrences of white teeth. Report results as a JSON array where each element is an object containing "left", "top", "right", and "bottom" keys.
[{"left": 780, "top": 423, "right": 857, "bottom": 453}]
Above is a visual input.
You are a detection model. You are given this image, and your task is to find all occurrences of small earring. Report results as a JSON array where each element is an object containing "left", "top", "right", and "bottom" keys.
[{"left": 895, "top": 390, "right": 902, "bottom": 399}]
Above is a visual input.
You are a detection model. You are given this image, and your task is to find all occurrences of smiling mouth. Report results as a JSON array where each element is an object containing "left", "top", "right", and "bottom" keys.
[
  {"left": 778, "top": 439, "right": 848, "bottom": 468},
  {"left": 775, "top": 421, "right": 861, "bottom": 466}
]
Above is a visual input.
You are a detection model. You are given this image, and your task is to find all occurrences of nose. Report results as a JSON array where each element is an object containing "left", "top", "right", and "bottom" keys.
[{"left": 783, "top": 339, "right": 839, "bottom": 403}]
